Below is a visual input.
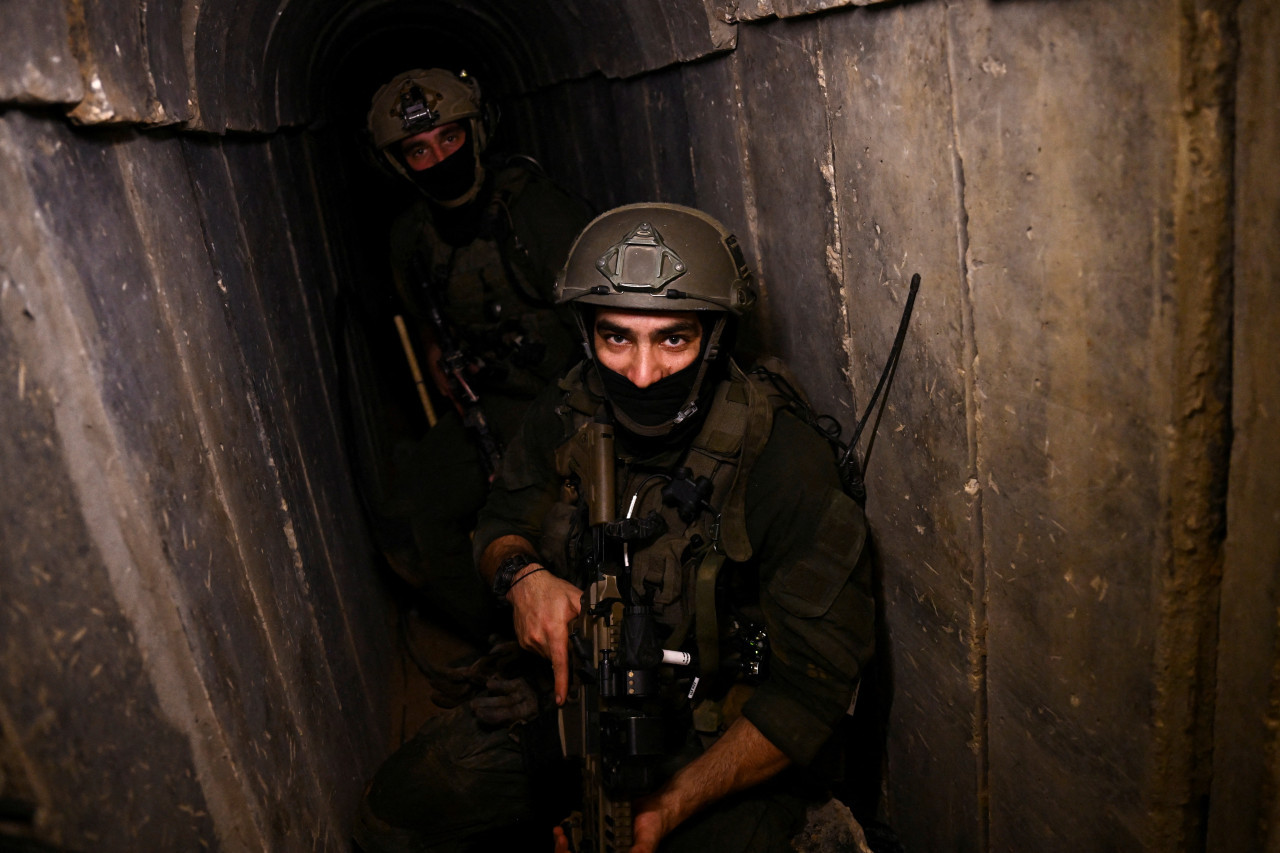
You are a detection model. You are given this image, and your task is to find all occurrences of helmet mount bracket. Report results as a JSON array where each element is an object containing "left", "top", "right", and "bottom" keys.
[
  {"left": 595, "top": 222, "right": 687, "bottom": 293},
  {"left": 397, "top": 84, "right": 439, "bottom": 132}
]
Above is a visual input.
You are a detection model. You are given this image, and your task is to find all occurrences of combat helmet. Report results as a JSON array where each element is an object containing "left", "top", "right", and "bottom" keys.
[
  {"left": 367, "top": 68, "right": 490, "bottom": 207},
  {"left": 556, "top": 203, "right": 758, "bottom": 437},
  {"left": 555, "top": 203, "right": 755, "bottom": 315}
]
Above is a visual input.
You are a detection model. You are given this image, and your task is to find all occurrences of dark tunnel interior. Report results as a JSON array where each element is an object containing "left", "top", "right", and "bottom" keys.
[{"left": 1, "top": 1, "right": 1277, "bottom": 851}]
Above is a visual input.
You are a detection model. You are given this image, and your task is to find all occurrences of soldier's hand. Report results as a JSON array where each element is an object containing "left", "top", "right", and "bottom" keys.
[
  {"left": 507, "top": 568, "right": 582, "bottom": 705},
  {"left": 469, "top": 675, "right": 540, "bottom": 726}
]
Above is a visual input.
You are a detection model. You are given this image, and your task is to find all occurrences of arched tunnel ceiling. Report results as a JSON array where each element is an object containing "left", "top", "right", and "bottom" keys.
[{"left": 0, "top": 0, "right": 887, "bottom": 133}]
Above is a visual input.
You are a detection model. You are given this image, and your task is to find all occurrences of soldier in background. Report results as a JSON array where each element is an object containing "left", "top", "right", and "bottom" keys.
[{"left": 363, "top": 67, "right": 592, "bottom": 643}]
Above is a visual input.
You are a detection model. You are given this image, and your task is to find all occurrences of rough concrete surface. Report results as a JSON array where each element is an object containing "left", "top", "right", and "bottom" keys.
[
  {"left": 0, "top": 4, "right": 82, "bottom": 105},
  {"left": 1206, "top": 0, "right": 1280, "bottom": 851},
  {"left": 0, "top": 1, "right": 1274, "bottom": 852},
  {"left": 1, "top": 107, "right": 390, "bottom": 850},
  {"left": 947, "top": 2, "right": 1185, "bottom": 849},
  {"left": 818, "top": 5, "right": 987, "bottom": 848},
  {"left": 737, "top": 19, "right": 855, "bottom": 423}
]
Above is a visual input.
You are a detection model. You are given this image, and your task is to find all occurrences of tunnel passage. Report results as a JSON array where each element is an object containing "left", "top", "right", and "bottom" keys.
[{"left": 2, "top": 1, "right": 1277, "bottom": 852}]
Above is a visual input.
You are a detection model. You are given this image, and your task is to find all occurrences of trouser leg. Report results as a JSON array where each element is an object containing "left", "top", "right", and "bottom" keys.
[
  {"left": 355, "top": 706, "right": 535, "bottom": 852},
  {"left": 390, "top": 412, "right": 496, "bottom": 643}
]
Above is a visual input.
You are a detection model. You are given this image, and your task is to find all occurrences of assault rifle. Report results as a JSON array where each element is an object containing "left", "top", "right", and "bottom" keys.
[
  {"left": 557, "top": 420, "right": 691, "bottom": 853},
  {"left": 407, "top": 255, "right": 503, "bottom": 479}
]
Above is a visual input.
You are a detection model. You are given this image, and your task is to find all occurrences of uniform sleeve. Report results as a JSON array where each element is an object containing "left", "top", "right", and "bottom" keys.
[
  {"left": 739, "top": 413, "right": 876, "bottom": 767},
  {"left": 472, "top": 381, "right": 568, "bottom": 562}
]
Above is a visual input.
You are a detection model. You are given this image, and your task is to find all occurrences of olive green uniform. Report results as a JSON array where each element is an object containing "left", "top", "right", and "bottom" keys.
[
  {"left": 379, "top": 162, "right": 591, "bottom": 639},
  {"left": 479, "top": 361, "right": 875, "bottom": 765},
  {"left": 355, "top": 362, "right": 875, "bottom": 851}
]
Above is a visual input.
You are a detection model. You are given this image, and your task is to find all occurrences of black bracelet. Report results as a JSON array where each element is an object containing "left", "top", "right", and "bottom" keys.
[
  {"left": 506, "top": 566, "right": 548, "bottom": 593},
  {"left": 492, "top": 553, "right": 536, "bottom": 603}
]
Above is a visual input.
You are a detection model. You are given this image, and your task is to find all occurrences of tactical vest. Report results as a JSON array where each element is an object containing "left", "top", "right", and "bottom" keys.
[
  {"left": 394, "top": 164, "right": 571, "bottom": 400},
  {"left": 539, "top": 359, "right": 793, "bottom": 641}
]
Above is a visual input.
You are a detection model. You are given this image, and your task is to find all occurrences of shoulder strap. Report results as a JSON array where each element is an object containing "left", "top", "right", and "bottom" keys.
[
  {"left": 482, "top": 165, "right": 556, "bottom": 309},
  {"left": 681, "top": 360, "right": 781, "bottom": 563},
  {"left": 553, "top": 364, "right": 606, "bottom": 478},
  {"left": 557, "top": 362, "right": 603, "bottom": 417}
]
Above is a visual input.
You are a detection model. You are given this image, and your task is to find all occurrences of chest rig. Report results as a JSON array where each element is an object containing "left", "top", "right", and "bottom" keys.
[
  {"left": 404, "top": 167, "right": 563, "bottom": 392},
  {"left": 542, "top": 360, "right": 785, "bottom": 654},
  {"left": 416, "top": 169, "right": 544, "bottom": 315}
]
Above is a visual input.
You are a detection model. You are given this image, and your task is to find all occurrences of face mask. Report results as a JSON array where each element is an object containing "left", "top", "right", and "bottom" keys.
[
  {"left": 408, "top": 133, "right": 479, "bottom": 204},
  {"left": 597, "top": 359, "right": 702, "bottom": 428},
  {"left": 583, "top": 312, "right": 731, "bottom": 443}
]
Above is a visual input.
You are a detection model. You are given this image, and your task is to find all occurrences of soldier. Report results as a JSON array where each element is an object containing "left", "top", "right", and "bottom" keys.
[
  {"left": 364, "top": 68, "right": 592, "bottom": 641},
  {"left": 355, "top": 204, "right": 874, "bottom": 852}
]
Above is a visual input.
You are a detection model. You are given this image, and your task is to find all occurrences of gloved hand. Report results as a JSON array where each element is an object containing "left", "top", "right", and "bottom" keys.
[
  {"left": 426, "top": 639, "right": 528, "bottom": 711},
  {"left": 469, "top": 675, "right": 540, "bottom": 726}
]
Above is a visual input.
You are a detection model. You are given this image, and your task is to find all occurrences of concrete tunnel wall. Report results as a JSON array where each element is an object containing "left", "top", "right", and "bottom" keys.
[{"left": 0, "top": 1, "right": 1276, "bottom": 851}]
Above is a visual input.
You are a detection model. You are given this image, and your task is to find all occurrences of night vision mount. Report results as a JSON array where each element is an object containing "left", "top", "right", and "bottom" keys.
[
  {"left": 594, "top": 221, "right": 688, "bottom": 293},
  {"left": 397, "top": 83, "right": 439, "bottom": 132}
]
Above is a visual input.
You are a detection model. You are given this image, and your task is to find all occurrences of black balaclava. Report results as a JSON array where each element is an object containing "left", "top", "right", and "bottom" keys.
[
  {"left": 597, "top": 357, "right": 703, "bottom": 428},
  {"left": 429, "top": 167, "right": 495, "bottom": 248},
  {"left": 407, "top": 133, "right": 479, "bottom": 204},
  {"left": 588, "top": 313, "right": 731, "bottom": 450}
]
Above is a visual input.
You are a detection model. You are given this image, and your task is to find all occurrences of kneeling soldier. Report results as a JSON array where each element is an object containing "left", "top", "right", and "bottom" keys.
[{"left": 357, "top": 203, "right": 875, "bottom": 853}]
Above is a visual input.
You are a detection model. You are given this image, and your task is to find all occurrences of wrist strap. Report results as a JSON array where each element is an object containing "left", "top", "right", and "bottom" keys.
[{"left": 506, "top": 566, "right": 548, "bottom": 593}]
